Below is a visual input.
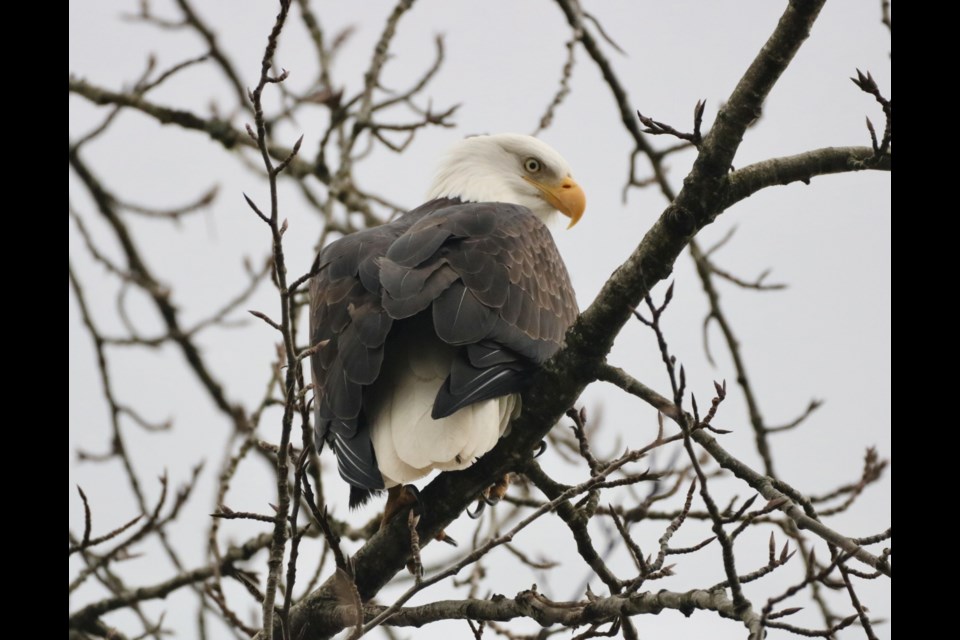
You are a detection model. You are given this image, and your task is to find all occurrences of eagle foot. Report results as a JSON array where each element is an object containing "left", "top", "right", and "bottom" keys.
[
  {"left": 382, "top": 485, "right": 419, "bottom": 528},
  {"left": 468, "top": 473, "right": 513, "bottom": 518},
  {"left": 486, "top": 473, "right": 512, "bottom": 503},
  {"left": 383, "top": 484, "right": 459, "bottom": 547}
]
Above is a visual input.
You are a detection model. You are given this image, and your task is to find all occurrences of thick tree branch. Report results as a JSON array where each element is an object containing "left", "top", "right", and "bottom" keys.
[
  {"left": 358, "top": 587, "right": 761, "bottom": 631},
  {"left": 69, "top": 77, "right": 248, "bottom": 150},
  {"left": 722, "top": 146, "right": 891, "bottom": 209},
  {"left": 696, "top": 0, "right": 826, "bottom": 177}
]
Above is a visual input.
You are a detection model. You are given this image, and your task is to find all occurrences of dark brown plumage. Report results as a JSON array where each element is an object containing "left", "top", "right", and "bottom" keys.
[
  {"left": 311, "top": 197, "right": 577, "bottom": 506},
  {"left": 310, "top": 134, "right": 584, "bottom": 509}
]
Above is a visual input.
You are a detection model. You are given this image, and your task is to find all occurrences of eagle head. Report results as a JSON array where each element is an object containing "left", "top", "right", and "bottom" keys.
[{"left": 426, "top": 133, "right": 586, "bottom": 229}]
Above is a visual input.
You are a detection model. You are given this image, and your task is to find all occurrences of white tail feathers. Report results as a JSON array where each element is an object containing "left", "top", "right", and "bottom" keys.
[{"left": 367, "top": 321, "right": 518, "bottom": 487}]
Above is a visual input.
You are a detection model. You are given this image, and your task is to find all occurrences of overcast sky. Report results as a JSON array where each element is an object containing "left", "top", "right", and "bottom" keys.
[{"left": 70, "top": 2, "right": 891, "bottom": 638}]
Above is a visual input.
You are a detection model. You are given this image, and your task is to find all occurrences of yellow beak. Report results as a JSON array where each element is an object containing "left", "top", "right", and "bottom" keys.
[{"left": 524, "top": 175, "right": 586, "bottom": 228}]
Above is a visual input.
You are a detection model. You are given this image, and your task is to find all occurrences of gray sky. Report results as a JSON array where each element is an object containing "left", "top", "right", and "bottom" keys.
[{"left": 70, "top": 1, "right": 891, "bottom": 637}]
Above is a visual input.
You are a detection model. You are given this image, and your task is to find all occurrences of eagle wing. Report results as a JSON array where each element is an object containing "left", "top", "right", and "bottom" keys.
[{"left": 310, "top": 199, "right": 578, "bottom": 502}]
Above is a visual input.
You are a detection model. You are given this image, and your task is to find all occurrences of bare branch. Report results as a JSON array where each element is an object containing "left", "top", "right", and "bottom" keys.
[
  {"left": 70, "top": 486, "right": 143, "bottom": 556},
  {"left": 722, "top": 146, "right": 890, "bottom": 209},
  {"left": 315, "top": 587, "right": 763, "bottom": 633},
  {"left": 533, "top": 31, "right": 579, "bottom": 135},
  {"left": 173, "top": 0, "right": 250, "bottom": 111}
]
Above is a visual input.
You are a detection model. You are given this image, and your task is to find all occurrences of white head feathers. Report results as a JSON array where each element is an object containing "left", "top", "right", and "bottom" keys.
[{"left": 426, "top": 134, "right": 583, "bottom": 228}]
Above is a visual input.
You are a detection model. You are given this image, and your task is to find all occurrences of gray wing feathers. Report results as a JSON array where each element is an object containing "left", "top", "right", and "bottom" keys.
[
  {"left": 432, "top": 284, "right": 499, "bottom": 345},
  {"left": 378, "top": 200, "right": 578, "bottom": 419},
  {"left": 379, "top": 258, "right": 460, "bottom": 318}
]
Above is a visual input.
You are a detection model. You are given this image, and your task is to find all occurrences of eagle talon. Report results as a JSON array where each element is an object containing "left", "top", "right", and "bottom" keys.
[
  {"left": 436, "top": 532, "right": 458, "bottom": 547},
  {"left": 467, "top": 500, "right": 486, "bottom": 519},
  {"left": 405, "top": 485, "right": 425, "bottom": 517},
  {"left": 533, "top": 440, "right": 548, "bottom": 458},
  {"left": 473, "top": 473, "right": 512, "bottom": 514},
  {"left": 405, "top": 484, "right": 422, "bottom": 503},
  {"left": 482, "top": 493, "right": 500, "bottom": 506},
  {"left": 382, "top": 484, "right": 421, "bottom": 527}
]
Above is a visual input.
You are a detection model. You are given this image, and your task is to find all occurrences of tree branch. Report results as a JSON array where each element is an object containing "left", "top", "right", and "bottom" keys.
[
  {"left": 357, "top": 587, "right": 761, "bottom": 631},
  {"left": 721, "top": 146, "right": 891, "bottom": 210}
]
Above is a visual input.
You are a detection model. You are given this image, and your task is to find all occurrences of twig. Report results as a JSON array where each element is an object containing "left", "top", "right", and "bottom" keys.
[
  {"left": 690, "top": 240, "right": 776, "bottom": 475},
  {"left": 851, "top": 69, "right": 891, "bottom": 159},
  {"left": 243, "top": 2, "right": 300, "bottom": 638},
  {"left": 533, "top": 30, "right": 579, "bottom": 135},
  {"left": 116, "top": 184, "right": 218, "bottom": 222},
  {"left": 69, "top": 486, "right": 143, "bottom": 556},
  {"left": 173, "top": 0, "right": 250, "bottom": 111},
  {"left": 766, "top": 400, "right": 823, "bottom": 433},
  {"left": 635, "top": 101, "right": 705, "bottom": 147}
]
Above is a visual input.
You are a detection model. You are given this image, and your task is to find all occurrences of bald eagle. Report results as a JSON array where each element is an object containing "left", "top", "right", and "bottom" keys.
[{"left": 310, "top": 134, "right": 585, "bottom": 516}]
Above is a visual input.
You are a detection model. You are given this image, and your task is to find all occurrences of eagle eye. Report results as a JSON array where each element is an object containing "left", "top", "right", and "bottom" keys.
[{"left": 523, "top": 157, "right": 542, "bottom": 174}]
